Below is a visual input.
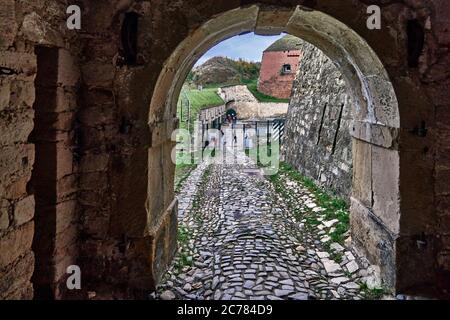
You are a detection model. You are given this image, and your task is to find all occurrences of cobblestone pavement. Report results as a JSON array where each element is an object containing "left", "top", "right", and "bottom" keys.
[{"left": 155, "top": 145, "right": 378, "bottom": 300}]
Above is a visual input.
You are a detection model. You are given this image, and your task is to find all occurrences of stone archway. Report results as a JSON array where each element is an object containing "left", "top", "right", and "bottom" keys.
[
  {"left": 1, "top": 0, "right": 448, "bottom": 301},
  {"left": 148, "top": 5, "right": 400, "bottom": 292}
]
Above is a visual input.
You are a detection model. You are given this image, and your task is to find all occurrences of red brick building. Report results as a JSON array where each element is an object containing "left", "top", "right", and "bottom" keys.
[{"left": 258, "top": 35, "right": 303, "bottom": 99}]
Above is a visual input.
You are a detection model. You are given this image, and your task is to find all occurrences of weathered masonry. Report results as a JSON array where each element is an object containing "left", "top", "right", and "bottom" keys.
[
  {"left": 0, "top": 1, "right": 81, "bottom": 299},
  {"left": 218, "top": 85, "right": 288, "bottom": 119},
  {"left": 1, "top": 0, "right": 450, "bottom": 299},
  {"left": 283, "top": 41, "right": 352, "bottom": 200}
]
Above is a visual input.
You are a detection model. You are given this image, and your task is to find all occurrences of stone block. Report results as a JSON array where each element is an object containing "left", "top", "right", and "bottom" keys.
[
  {"left": 35, "top": 112, "right": 75, "bottom": 137},
  {"left": 109, "top": 148, "right": 149, "bottom": 238},
  {"left": 147, "top": 146, "right": 165, "bottom": 228},
  {"left": 351, "top": 139, "right": 372, "bottom": 207},
  {"left": 0, "top": 144, "right": 32, "bottom": 194},
  {"left": 20, "top": 12, "right": 64, "bottom": 46},
  {"left": 3, "top": 282, "right": 33, "bottom": 300},
  {"left": 78, "top": 105, "right": 115, "bottom": 127},
  {"left": 152, "top": 223, "right": 167, "bottom": 284},
  {"left": 78, "top": 189, "right": 109, "bottom": 207},
  {"left": 350, "top": 197, "right": 395, "bottom": 289},
  {"left": 435, "top": 169, "right": 450, "bottom": 196},
  {"left": 0, "top": 108, "right": 34, "bottom": 147},
  {"left": 127, "top": 235, "right": 155, "bottom": 290},
  {"left": 438, "top": 251, "right": 450, "bottom": 272},
  {"left": 57, "top": 49, "right": 80, "bottom": 87},
  {"left": 351, "top": 121, "right": 399, "bottom": 149},
  {"left": 81, "top": 62, "right": 116, "bottom": 88},
  {"left": 393, "top": 77, "right": 432, "bottom": 129},
  {"left": 426, "top": 81, "right": 450, "bottom": 107},
  {"left": 162, "top": 141, "right": 176, "bottom": 209},
  {"left": 79, "top": 172, "right": 108, "bottom": 191},
  {"left": 55, "top": 200, "right": 78, "bottom": 235},
  {"left": 82, "top": 209, "right": 109, "bottom": 239},
  {"left": 167, "top": 201, "right": 178, "bottom": 265},
  {"left": 395, "top": 233, "right": 442, "bottom": 294},
  {"left": 0, "top": 200, "right": 9, "bottom": 230},
  {"left": 80, "top": 152, "right": 110, "bottom": 173},
  {"left": 10, "top": 80, "right": 35, "bottom": 109},
  {"left": 0, "top": 78, "right": 11, "bottom": 110},
  {"left": 255, "top": 6, "right": 294, "bottom": 35},
  {"left": 365, "top": 76, "right": 400, "bottom": 128},
  {"left": 432, "top": 0, "right": 450, "bottom": 45},
  {"left": 436, "top": 195, "right": 450, "bottom": 216},
  {"left": 0, "top": 251, "right": 34, "bottom": 300},
  {"left": 78, "top": 125, "right": 114, "bottom": 150},
  {"left": 54, "top": 224, "right": 78, "bottom": 255},
  {"left": 371, "top": 145, "right": 400, "bottom": 235},
  {"left": 35, "top": 86, "right": 78, "bottom": 114},
  {"left": 53, "top": 247, "right": 79, "bottom": 285},
  {"left": 14, "top": 195, "right": 34, "bottom": 226},
  {"left": 3, "top": 174, "right": 30, "bottom": 200},
  {"left": 150, "top": 117, "right": 179, "bottom": 148},
  {"left": 0, "top": 221, "right": 34, "bottom": 269},
  {"left": 0, "top": 143, "right": 33, "bottom": 201},
  {"left": 436, "top": 147, "right": 450, "bottom": 170},
  {"left": 0, "top": 0, "right": 18, "bottom": 49},
  {"left": 55, "top": 174, "right": 78, "bottom": 202},
  {"left": 0, "top": 51, "right": 36, "bottom": 76},
  {"left": 33, "top": 142, "right": 74, "bottom": 181},
  {"left": 56, "top": 87, "right": 78, "bottom": 112}
]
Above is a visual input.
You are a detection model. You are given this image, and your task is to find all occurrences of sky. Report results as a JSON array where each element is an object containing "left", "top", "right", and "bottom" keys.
[{"left": 194, "top": 32, "right": 285, "bottom": 66}]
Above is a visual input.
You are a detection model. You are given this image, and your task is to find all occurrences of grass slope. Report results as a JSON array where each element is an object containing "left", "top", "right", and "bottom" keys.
[
  {"left": 177, "top": 86, "right": 224, "bottom": 132},
  {"left": 245, "top": 80, "right": 290, "bottom": 103}
]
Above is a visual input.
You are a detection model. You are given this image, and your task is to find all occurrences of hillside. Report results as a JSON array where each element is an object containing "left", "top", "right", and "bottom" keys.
[{"left": 191, "top": 57, "right": 260, "bottom": 87}]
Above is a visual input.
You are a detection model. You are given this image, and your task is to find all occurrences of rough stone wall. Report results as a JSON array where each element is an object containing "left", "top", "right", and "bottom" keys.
[
  {"left": 31, "top": 46, "right": 81, "bottom": 300},
  {"left": 0, "top": 0, "right": 80, "bottom": 299},
  {"left": 429, "top": 0, "right": 450, "bottom": 293},
  {"left": 218, "top": 85, "right": 288, "bottom": 119},
  {"left": 258, "top": 50, "right": 301, "bottom": 99},
  {"left": 283, "top": 43, "right": 352, "bottom": 200},
  {"left": 73, "top": 1, "right": 179, "bottom": 298}
]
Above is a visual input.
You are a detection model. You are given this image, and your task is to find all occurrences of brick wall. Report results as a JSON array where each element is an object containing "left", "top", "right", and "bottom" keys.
[{"left": 257, "top": 50, "right": 301, "bottom": 99}]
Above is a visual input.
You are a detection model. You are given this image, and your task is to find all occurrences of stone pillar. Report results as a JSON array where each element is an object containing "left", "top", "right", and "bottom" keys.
[
  {"left": 350, "top": 135, "right": 399, "bottom": 290},
  {"left": 31, "top": 47, "right": 81, "bottom": 299},
  {"left": 146, "top": 117, "right": 179, "bottom": 286}
]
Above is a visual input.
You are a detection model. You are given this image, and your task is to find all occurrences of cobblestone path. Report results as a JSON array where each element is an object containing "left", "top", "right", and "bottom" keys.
[{"left": 155, "top": 146, "right": 373, "bottom": 300}]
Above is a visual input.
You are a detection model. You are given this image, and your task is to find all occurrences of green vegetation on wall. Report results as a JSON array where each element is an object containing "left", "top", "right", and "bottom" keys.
[
  {"left": 177, "top": 85, "right": 224, "bottom": 132},
  {"left": 245, "top": 80, "right": 290, "bottom": 103}
]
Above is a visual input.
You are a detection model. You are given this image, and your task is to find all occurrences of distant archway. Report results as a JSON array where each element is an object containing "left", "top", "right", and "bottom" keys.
[{"left": 226, "top": 108, "right": 237, "bottom": 118}]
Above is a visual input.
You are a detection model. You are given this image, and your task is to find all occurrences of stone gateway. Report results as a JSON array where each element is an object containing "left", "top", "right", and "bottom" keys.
[{"left": 0, "top": 0, "right": 449, "bottom": 299}]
